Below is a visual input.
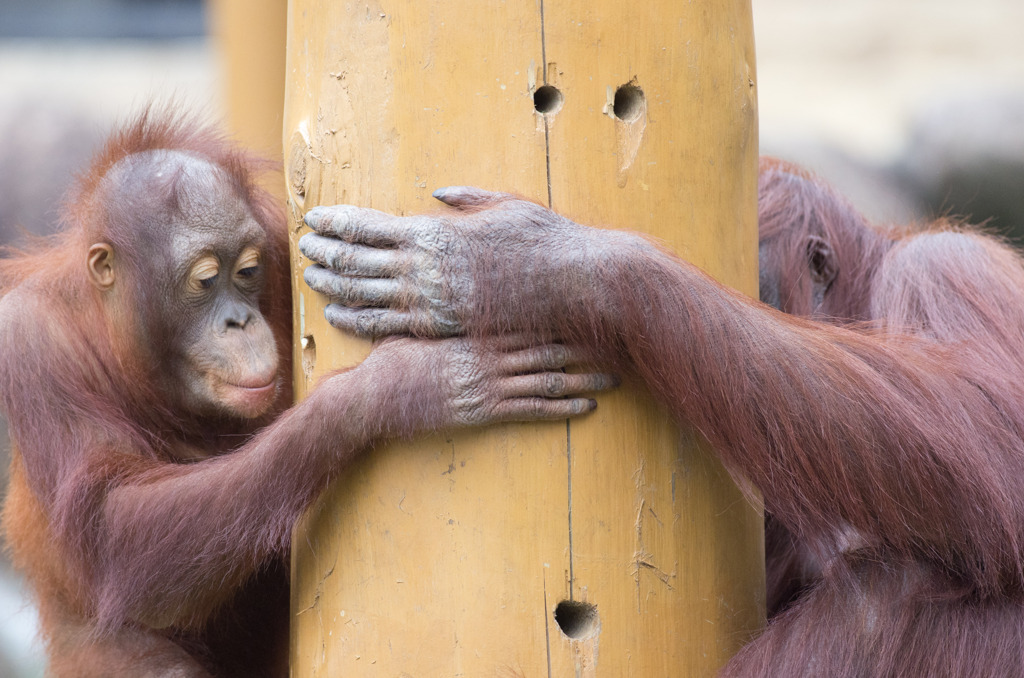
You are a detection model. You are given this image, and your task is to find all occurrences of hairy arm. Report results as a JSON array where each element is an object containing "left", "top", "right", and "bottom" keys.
[
  {"left": 587, "top": 244, "right": 1024, "bottom": 591},
  {"left": 92, "top": 360, "right": 415, "bottom": 631},
  {"left": 301, "top": 192, "right": 1024, "bottom": 593},
  {"left": 0, "top": 291, "right": 614, "bottom": 632}
]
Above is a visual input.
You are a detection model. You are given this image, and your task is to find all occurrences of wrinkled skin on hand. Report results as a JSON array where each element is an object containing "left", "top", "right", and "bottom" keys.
[
  {"left": 359, "top": 334, "right": 618, "bottom": 429},
  {"left": 299, "top": 187, "right": 622, "bottom": 339}
]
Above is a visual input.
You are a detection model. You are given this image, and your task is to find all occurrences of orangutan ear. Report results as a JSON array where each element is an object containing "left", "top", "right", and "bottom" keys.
[{"left": 87, "top": 243, "right": 116, "bottom": 290}]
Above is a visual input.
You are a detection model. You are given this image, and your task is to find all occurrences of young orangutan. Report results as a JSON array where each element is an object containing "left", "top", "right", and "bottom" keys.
[
  {"left": 0, "top": 110, "right": 616, "bottom": 677},
  {"left": 300, "top": 159, "right": 1024, "bottom": 676}
]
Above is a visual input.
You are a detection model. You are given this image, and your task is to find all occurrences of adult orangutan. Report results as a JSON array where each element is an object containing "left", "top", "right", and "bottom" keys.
[
  {"left": 0, "top": 110, "right": 616, "bottom": 677},
  {"left": 300, "top": 158, "right": 1024, "bottom": 676}
]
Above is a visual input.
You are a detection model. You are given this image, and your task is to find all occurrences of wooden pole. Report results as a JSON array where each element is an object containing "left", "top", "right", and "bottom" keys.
[{"left": 285, "top": 2, "right": 764, "bottom": 675}]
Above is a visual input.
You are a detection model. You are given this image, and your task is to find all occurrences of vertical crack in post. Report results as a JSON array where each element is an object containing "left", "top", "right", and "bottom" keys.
[
  {"left": 543, "top": 571, "right": 553, "bottom": 678},
  {"left": 538, "top": 0, "right": 572, "bottom": 603},
  {"left": 544, "top": 120, "right": 553, "bottom": 208},
  {"left": 567, "top": 420, "right": 574, "bottom": 601},
  {"left": 540, "top": 0, "right": 553, "bottom": 209},
  {"left": 539, "top": 0, "right": 547, "bottom": 77}
]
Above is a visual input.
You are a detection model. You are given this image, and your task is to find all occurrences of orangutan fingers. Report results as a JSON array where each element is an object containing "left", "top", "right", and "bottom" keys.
[
  {"left": 298, "top": 233, "right": 406, "bottom": 277},
  {"left": 323, "top": 305, "right": 414, "bottom": 338},
  {"left": 303, "top": 266, "right": 403, "bottom": 307},
  {"left": 490, "top": 397, "right": 598, "bottom": 423},
  {"left": 501, "top": 371, "right": 619, "bottom": 399},
  {"left": 481, "top": 332, "right": 566, "bottom": 352},
  {"left": 303, "top": 204, "right": 408, "bottom": 247},
  {"left": 497, "top": 343, "right": 590, "bottom": 374},
  {"left": 431, "top": 186, "right": 505, "bottom": 209}
]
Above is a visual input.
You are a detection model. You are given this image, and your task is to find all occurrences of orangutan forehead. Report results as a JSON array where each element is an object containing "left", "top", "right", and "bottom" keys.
[
  {"left": 90, "top": 149, "right": 262, "bottom": 259},
  {"left": 99, "top": 150, "right": 235, "bottom": 205}
]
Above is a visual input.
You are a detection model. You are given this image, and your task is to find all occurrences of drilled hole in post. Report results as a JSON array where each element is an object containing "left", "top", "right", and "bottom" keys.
[
  {"left": 534, "top": 85, "right": 564, "bottom": 116},
  {"left": 553, "top": 600, "right": 600, "bottom": 640},
  {"left": 612, "top": 83, "right": 645, "bottom": 123}
]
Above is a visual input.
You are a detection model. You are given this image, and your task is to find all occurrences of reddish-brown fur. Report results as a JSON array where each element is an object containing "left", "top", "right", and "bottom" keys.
[
  {"left": 439, "top": 162, "right": 1024, "bottom": 675},
  {"left": 737, "top": 160, "right": 1024, "bottom": 675},
  {"left": 0, "top": 111, "right": 299, "bottom": 676}
]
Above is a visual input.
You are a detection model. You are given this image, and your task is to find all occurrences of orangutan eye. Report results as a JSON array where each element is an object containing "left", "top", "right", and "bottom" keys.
[
  {"left": 234, "top": 247, "right": 261, "bottom": 280},
  {"left": 189, "top": 257, "right": 221, "bottom": 293}
]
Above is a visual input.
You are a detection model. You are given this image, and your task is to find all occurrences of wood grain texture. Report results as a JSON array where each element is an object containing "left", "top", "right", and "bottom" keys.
[{"left": 285, "top": 2, "right": 763, "bottom": 675}]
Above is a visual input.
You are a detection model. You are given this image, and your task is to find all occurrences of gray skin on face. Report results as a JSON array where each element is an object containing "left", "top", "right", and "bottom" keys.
[{"left": 94, "top": 151, "right": 279, "bottom": 419}]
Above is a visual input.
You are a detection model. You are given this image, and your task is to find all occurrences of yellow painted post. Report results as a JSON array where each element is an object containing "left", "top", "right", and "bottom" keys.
[{"left": 285, "top": 2, "right": 764, "bottom": 676}]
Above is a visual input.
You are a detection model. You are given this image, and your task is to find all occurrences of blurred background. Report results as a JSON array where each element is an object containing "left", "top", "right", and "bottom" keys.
[{"left": 0, "top": 1, "right": 1022, "bottom": 675}]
